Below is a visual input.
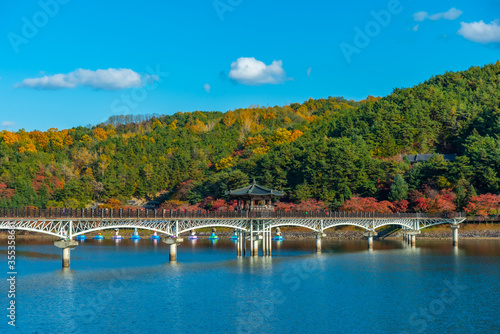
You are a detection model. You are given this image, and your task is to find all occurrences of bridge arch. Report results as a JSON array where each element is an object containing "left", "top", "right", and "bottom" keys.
[
  {"left": 72, "top": 225, "right": 174, "bottom": 237},
  {"left": 323, "top": 222, "right": 371, "bottom": 231},
  {"left": 11, "top": 227, "right": 64, "bottom": 239},
  {"left": 269, "top": 222, "right": 319, "bottom": 232},
  {"left": 178, "top": 223, "right": 248, "bottom": 235}
]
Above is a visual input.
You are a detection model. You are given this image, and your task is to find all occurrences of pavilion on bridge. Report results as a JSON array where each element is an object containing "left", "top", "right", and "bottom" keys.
[{"left": 225, "top": 180, "right": 284, "bottom": 212}]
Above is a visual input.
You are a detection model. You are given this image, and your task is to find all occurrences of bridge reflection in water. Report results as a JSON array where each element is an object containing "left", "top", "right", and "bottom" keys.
[{"left": 0, "top": 208, "right": 465, "bottom": 268}]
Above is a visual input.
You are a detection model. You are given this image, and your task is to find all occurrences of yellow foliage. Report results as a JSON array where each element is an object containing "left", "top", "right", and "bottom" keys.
[
  {"left": 223, "top": 111, "right": 236, "bottom": 127},
  {"left": 2, "top": 131, "right": 20, "bottom": 146},
  {"left": 290, "top": 129, "right": 304, "bottom": 142},
  {"left": 187, "top": 119, "right": 206, "bottom": 134},
  {"left": 105, "top": 124, "right": 116, "bottom": 137},
  {"left": 84, "top": 167, "right": 94, "bottom": 177},
  {"left": 168, "top": 120, "right": 178, "bottom": 130},
  {"left": 284, "top": 117, "right": 292, "bottom": 124},
  {"left": 93, "top": 127, "right": 108, "bottom": 141},
  {"left": 253, "top": 147, "right": 270, "bottom": 155},
  {"left": 152, "top": 119, "right": 163, "bottom": 129},
  {"left": 25, "top": 143, "right": 37, "bottom": 153},
  {"left": 263, "top": 112, "right": 276, "bottom": 120},
  {"left": 215, "top": 156, "right": 234, "bottom": 170},
  {"left": 272, "top": 128, "right": 292, "bottom": 146},
  {"left": 244, "top": 135, "right": 266, "bottom": 148},
  {"left": 18, "top": 146, "right": 26, "bottom": 153},
  {"left": 79, "top": 134, "right": 92, "bottom": 144},
  {"left": 29, "top": 130, "right": 49, "bottom": 149}
]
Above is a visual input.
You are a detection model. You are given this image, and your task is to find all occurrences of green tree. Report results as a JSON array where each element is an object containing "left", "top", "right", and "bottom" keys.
[{"left": 388, "top": 175, "right": 408, "bottom": 201}]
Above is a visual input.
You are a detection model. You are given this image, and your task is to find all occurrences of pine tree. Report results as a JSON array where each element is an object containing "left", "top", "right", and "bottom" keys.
[{"left": 388, "top": 175, "right": 408, "bottom": 202}]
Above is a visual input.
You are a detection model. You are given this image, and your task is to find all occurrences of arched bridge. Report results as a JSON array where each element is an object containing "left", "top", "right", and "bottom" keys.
[{"left": 0, "top": 208, "right": 466, "bottom": 267}]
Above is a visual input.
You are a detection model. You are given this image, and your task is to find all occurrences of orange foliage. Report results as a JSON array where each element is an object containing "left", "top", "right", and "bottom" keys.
[
  {"left": 98, "top": 198, "right": 123, "bottom": 209},
  {"left": 464, "top": 194, "right": 500, "bottom": 218},
  {"left": 2, "top": 132, "right": 20, "bottom": 145},
  {"left": 93, "top": 127, "right": 108, "bottom": 141}
]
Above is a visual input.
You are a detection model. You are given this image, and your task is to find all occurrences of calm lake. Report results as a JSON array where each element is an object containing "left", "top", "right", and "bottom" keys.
[{"left": 1, "top": 238, "right": 499, "bottom": 333}]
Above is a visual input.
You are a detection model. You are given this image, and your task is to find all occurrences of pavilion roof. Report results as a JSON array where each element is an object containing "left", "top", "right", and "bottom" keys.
[{"left": 225, "top": 180, "right": 284, "bottom": 197}]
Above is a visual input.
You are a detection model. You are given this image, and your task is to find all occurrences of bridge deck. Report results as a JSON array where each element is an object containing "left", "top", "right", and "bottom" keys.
[{"left": 0, "top": 208, "right": 465, "bottom": 220}]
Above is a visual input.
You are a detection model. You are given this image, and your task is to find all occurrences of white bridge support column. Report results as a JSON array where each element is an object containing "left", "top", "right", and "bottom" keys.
[
  {"left": 170, "top": 243, "right": 177, "bottom": 262},
  {"left": 62, "top": 248, "right": 70, "bottom": 268},
  {"left": 250, "top": 220, "right": 254, "bottom": 257},
  {"left": 243, "top": 231, "right": 247, "bottom": 256},
  {"left": 262, "top": 225, "right": 267, "bottom": 256},
  {"left": 268, "top": 227, "right": 272, "bottom": 256},
  {"left": 237, "top": 231, "right": 243, "bottom": 257},
  {"left": 54, "top": 239, "right": 78, "bottom": 268},
  {"left": 451, "top": 224, "right": 460, "bottom": 246},
  {"left": 363, "top": 231, "right": 377, "bottom": 250},
  {"left": 162, "top": 237, "right": 184, "bottom": 263},
  {"left": 314, "top": 232, "right": 326, "bottom": 253}
]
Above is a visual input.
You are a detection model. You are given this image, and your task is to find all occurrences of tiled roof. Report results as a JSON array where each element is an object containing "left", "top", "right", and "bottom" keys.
[
  {"left": 403, "top": 154, "right": 457, "bottom": 163},
  {"left": 225, "top": 180, "right": 284, "bottom": 197}
]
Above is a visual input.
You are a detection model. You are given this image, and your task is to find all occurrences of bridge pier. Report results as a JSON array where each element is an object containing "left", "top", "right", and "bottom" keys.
[
  {"left": 253, "top": 238, "right": 259, "bottom": 257},
  {"left": 268, "top": 229, "right": 272, "bottom": 256},
  {"left": 451, "top": 224, "right": 459, "bottom": 246},
  {"left": 54, "top": 239, "right": 78, "bottom": 268},
  {"left": 263, "top": 228, "right": 267, "bottom": 256},
  {"left": 314, "top": 232, "right": 326, "bottom": 253},
  {"left": 243, "top": 231, "right": 247, "bottom": 256},
  {"left": 363, "top": 231, "right": 377, "bottom": 250},
  {"left": 237, "top": 231, "right": 241, "bottom": 256},
  {"left": 406, "top": 231, "right": 420, "bottom": 247},
  {"left": 162, "top": 237, "right": 184, "bottom": 262}
]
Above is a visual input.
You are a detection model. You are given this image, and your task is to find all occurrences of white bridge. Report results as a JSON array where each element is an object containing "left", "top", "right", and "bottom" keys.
[{"left": 0, "top": 208, "right": 466, "bottom": 267}]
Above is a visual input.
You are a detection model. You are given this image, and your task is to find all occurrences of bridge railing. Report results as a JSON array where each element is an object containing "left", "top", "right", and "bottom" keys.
[{"left": 0, "top": 208, "right": 466, "bottom": 220}]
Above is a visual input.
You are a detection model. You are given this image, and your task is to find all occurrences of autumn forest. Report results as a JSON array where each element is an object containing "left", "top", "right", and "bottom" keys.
[{"left": 2, "top": 62, "right": 500, "bottom": 218}]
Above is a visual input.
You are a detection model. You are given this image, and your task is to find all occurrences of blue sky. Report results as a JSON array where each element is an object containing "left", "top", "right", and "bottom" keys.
[{"left": 0, "top": 0, "right": 499, "bottom": 131}]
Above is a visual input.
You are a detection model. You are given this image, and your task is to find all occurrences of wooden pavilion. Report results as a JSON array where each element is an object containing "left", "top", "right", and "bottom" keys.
[{"left": 225, "top": 180, "right": 284, "bottom": 212}]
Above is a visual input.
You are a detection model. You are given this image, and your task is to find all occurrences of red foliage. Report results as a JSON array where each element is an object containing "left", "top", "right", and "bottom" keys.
[
  {"left": 295, "top": 199, "right": 327, "bottom": 212},
  {"left": 413, "top": 197, "right": 430, "bottom": 212},
  {"left": 411, "top": 189, "right": 456, "bottom": 213},
  {"left": 274, "top": 202, "right": 296, "bottom": 211},
  {"left": 464, "top": 194, "right": 500, "bottom": 218},
  {"left": 0, "top": 182, "right": 16, "bottom": 200},
  {"left": 340, "top": 197, "right": 394, "bottom": 213},
  {"left": 211, "top": 199, "right": 228, "bottom": 211},
  {"left": 32, "top": 171, "right": 46, "bottom": 192},
  {"left": 392, "top": 200, "right": 409, "bottom": 213}
]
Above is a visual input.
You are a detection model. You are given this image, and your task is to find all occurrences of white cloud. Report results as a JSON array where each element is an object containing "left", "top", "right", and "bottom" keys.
[
  {"left": 1, "top": 121, "right": 16, "bottom": 128},
  {"left": 414, "top": 11, "right": 428, "bottom": 22},
  {"left": 414, "top": 8, "right": 462, "bottom": 21},
  {"left": 307, "top": 67, "right": 312, "bottom": 77},
  {"left": 412, "top": 24, "right": 419, "bottom": 31},
  {"left": 204, "top": 83, "right": 211, "bottom": 93},
  {"left": 16, "top": 68, "right": 157, "bottom": 90},
  {"left": 458, "top": 20, "right": 500, "bottom": 44},
  {"left": 228, "top": 57, "right": 286, "bottom": 85}
]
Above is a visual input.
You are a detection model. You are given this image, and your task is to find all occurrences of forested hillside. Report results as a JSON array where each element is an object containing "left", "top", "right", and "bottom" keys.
[{"left": 1, "top": 61, "right": 500, "bottom": 216}]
